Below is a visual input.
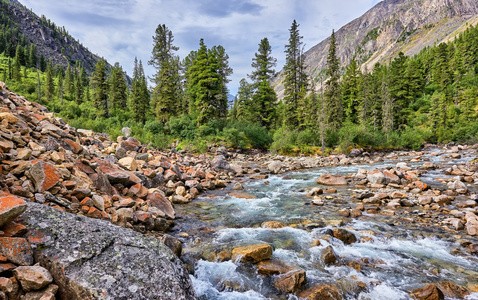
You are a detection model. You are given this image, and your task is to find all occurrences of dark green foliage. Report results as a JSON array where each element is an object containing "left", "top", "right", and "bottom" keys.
[{"left": 324, "top": 30, "right": 342, "bottom": 130}]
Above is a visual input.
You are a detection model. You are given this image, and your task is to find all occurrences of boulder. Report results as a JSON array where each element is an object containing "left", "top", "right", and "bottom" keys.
[
  {"left": 274, "top": 269, "right": 306, "bottom": 293},
  {"left": 232, "top": 244, "right": 272, "bottom": 263},
  {"left": 29, "top": 160, "right": 62, "bottom": 193},
  {"left": 261, "top": 221, "right": 286, "bottom": 229},
  {"left": 332, "top": 228, "right": 357, "bottom": 244},
  {"left": 436, "top": 281, "right": 469, "bottom": 299},
  {"left": 0, "top": 194, "right": 27, "bottom": 227},
  {"left": 447, "top": 180, "right": 468, "bottom": 194},
  {"left": 22, "top": 202, "right": 197, "bottom": 300},
  {"left": 118, "top": 157, "right": 138, "bottom": 171},
  {"left": 13, "top": 265, "right": 53, "bottom": 291},
  {"left": 410, "top": 284, "right": 444, "bottom": 300},
  {"left": 0, "top": 237, "right": 33, "bottom": 266},
  {"left": 268, "top": 161, "right": 283, "bottom": 173},
  {"left": 147, "top": 192, "right": 175, "bottom": 220},
  {"left": 119, "top": 137, "right": 140, "bottom": 151},
  {"left": 211, "top": 155, "right": 230, "bottom": 170},
  {"left": 257, "top": 259, "right": 293, "bottom": 275},
  {"left": 298, "top": 284, "right": 342, "bottom": 300},
  {"left": 316, "top": 174, "right": 347, "bottom": 186},
  {"left": 466, "top": 217, "right": 478, "bottom": 236},
  {"left": 228, "top": 192, "right": 256, "bottom": 199},
  {"left": 321, "top": 245, "right": 337, "bottom": 265}
]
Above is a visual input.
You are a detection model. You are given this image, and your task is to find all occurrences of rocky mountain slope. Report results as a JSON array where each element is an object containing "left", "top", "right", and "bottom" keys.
[
  {"left": 2, "top": 0, "right": 105, "bottom": 74},
  {"left": 274, "top": 0, "right": 478, "bottom": 97}
]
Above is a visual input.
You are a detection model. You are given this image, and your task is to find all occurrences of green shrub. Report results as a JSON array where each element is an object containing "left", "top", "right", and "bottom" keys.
[
  {"left": 166, "top": 114, "right": 198, "bottom": 140},
  {"left": 271, "top": 127, "right": 297, "bottom": 153}
]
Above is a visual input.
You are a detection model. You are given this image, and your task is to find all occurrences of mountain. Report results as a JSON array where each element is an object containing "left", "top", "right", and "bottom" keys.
[
  {"left": 274, "top": 0, "right": 478, "bottom": 98},
  {"left": 1, "top": 0, "right": 104, "bottom": 74}
]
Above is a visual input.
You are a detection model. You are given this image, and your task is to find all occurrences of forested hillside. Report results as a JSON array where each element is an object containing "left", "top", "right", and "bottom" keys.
[{"left": 1, "top": 1, "right": 478, "bottom": 154}]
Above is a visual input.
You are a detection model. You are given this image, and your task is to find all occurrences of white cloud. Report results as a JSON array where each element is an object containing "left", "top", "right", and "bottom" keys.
[{"left": 19, "top": 0, "right": 381, "bottom": 94}]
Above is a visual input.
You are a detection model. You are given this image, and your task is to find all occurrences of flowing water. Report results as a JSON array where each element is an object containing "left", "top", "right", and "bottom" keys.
[{"left": 174, "top": 148, "right": 478, "bottom": 299}]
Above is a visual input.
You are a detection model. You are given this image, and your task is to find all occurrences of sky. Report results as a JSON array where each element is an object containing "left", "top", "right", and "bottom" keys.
[{"left": 19, "top": 0, "right": 381, "bottom": 95}]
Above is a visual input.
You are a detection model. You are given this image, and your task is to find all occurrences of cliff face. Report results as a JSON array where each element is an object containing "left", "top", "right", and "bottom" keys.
[
  {"left": 274, "top": 0, "right": 478, "bottom": 97},
  {"left": 2, "top": 0, "right": 104, "bottom": 74}
]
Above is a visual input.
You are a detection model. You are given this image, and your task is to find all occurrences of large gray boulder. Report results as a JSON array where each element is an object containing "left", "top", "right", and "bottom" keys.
[{"left": 23, "top": 202, "right": 197, "bottom": 300}]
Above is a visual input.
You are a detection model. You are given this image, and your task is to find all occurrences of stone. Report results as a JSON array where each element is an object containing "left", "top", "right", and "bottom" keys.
[
  {"left": 261, "top": 221, "right": 286, "bottom": 229},
  {"left": 250, "top": 174, "right": 268, "bottom": 180},
  {"left": 436, "top": 281, "right": 469, "bottom": 299},
  {"left": 466, "top": 217, "right": 478, "bottom": 236},
  {"left": 2, "top": 221, "right": 28, "bottom": 237},
  {"left": 13, "top": 266, "right": 53, "bottom": 291},
  {"left": 332, "top": 228, "right": 357, "bottom": 244},
  {"left": 419, "top": 196, "right": 433, "bottom": 205},
  {"left": 316, "top": 174, "right": 347, "bottom": 186},
  {"left": 307, "top": 188, "right": 324, "bottom": 197},
  {"left": 16, "top": 148, "right": 32, "bottom": 160},
  {"left": 321, "top": 245, "right": 337, "bottom": 265},
  {"left": 0, "top": 194, "right": 27, "bottom": 227},
  {"left": 0, "top": 138, "right": 13, "bottom": 152},
  {"left": 268, "top": 161, "right": 283, "bottom": 173},
  {"left": 450, "top": 218, "right": 465, "bottom": 231},
  {"left": 96, "top": 159, "right": 140, "bottom": 186},
  {"left": 0, "top": 237, "right": 33, "bottom": 266},
  {"left": 434, "top": 195, "right": 452, "bottom": 206},
  {"left": 414, "top": 181, "right": 428, "bottom": 191},
  {"left": 160, "top": 234, "right": 183, "bottom": 258},
  {"left": 129, "top": 183, "right": 148, "bottom": 199},
  {"left": 232, "top": 183, "right": 244, "bottom": 190},
  {"left": 367, "top": 170, "right": 400, "bottom": 185},
  {"left": 29, "top": 160, "right": 62, "bottom": 192},
  {"left": 148, "top": 192, "right": 175, "bottom": 220},
  {"left": 232, "top": 244, "right": 273, "bottom": 263},
  {"left": 274, "top": 269, "right": 306, "bottom": 293},
  {"left": 447, "top": 180, "right": 468, "bottom": 194},
  {"left": 0, "top": 277, "right": 13, "bottom": 294},
  {"left": 257, "top": 259, "right": 293, "bottom": 275},
  {"left": 228, "top": 192, "right": 256, "bottom": 199},
  {"left": 298, "top": 284, "right": 342, "bottom": 300},
  {"left": 22, "top": 202, "right": 197, "bottom": 300},
  {"left": 0, "top": 112, "right": 19, "bottom": 124},
  {"left": 211, "top": 155, "right": 230, "bottom": 170},
  {"left": 91, "top": 195, "right": 105, "bottom": 211},
  {"left": 63, "top": 139, "right": 83, "bottom": 154},
  {"left": 116, "top": 208, "right": 134, "bottom": 222},
  {"left": 119, "top": 137, "right": 141, "bottom": 151},
  {"left": 119, "top": 157, "right": 138, "bottom": 171},
  {"left": 410, "top": 284, "right": 444, "bottom": 300},
  {"left": 176, "top": 186, "right": 186, "bottom": 197}
]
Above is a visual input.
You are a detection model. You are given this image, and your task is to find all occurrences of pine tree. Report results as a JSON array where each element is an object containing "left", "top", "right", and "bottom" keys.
[
  {"left": 108, "top": 62, "right": 128, "bottom": 110},
  {"left": 381, "top": 70, "right": 393, "bottom": 134},
  {"left": 341, "top": 58, "right": 361, "bottom": 123},
  {"left": 209, "top": 45, "right": 232, "bottom": 118},
  {"left": 75, "top": 72, "right": 83, "bottom": 104},
  {"left": 64, "top": 64, "right": 72, "bottom": 97},
  {"left": 129, "top": 58, "right": 150, "bottom": 124},
  {"left": 91, "top": 59, "right": 109, "bottom": 117},
  {"left": 234, "top": 78, "right": 253, "bottom": 121},
  {"left": 249, "top": 37, "right": 277, "bottom": 128},
  {"left": 12, "top": 51, "right": 21, "bottom": 82},
  {"left": 149, "top": 24, "right": 181, "bottom": 123},
  {"left": 186, "top": 39, "right": 222, "bottom": 125},
  {"left": 324, "top": 30, "right": 342, "bottom": 130},
  {"left": 283, "top": 20, "right": 308, "bottom": 128}
]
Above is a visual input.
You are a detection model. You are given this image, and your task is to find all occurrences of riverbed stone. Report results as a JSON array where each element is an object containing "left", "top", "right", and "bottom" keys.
[
  {"left": 466, "top": 217, "right": 478, "bottom": 235},
  {"left": 274, "top": 269, "right": 306, "bottom": 294},
  {"left": 316, "top": 174, "right": 347, "bottom": 186},
  {"left": 261, "top": 221, "right": 286, "bottom": 229},
  {"left": 436, "top": 281, "right": 469, "bottom": 299},
  {"left": 448, "top": 180, "right": 468, "bottom": 194},
  {"left": 298, "top": 284, "right": 342, "bottom": 300},
  {"left": 232, "top": 244, "right": 273, "bottom": 263},
  {"left": 321, "top": 245, "right": 337, "bottom": 265},
  {"left": 257, "top": 259, "right": 293, "bottom": 275},
  {"left": 410, "top": 283, "right": 444, "bottom": 300},
  {"left": 228, "top": 192, "right": 256, "bottom": 199},
  {"left": 332, "top": 228, "right": 357, "bottom": 244}
]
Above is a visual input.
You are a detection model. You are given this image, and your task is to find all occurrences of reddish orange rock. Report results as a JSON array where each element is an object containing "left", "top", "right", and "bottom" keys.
[
  {"left": 30, "top": 160, "right": 61, "bottom": 192},
  {"left": 298, "top": 284, "right": 342, "bottom": 300},
  {"left": 2, "top": 221, "right": 27, "bottom": 237},
  {"left": 63, "top": 139, "right": 83, "bottom": 154},
  {"left": 410, "top": 284, "right": 444, "bottom": 300},
  {"left": 86, "top": 207, "right": 109, "bottom": 220},
  {"left": 414, "top": 181, "right": 428, "bottom": 191},
  {"left": 0, "top": 237, "right": 33, "bottom": 266},
  {"left": 129, "top": 183, "right": 148, "bottom": 199},
  {"left": 0, "top": 194, "right": 27, "bottom": 227}
]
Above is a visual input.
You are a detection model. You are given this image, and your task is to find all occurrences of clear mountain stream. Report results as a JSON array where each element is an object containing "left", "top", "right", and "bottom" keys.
[{"left": 174, "top": 148, "right": 478, "bottom": 299}]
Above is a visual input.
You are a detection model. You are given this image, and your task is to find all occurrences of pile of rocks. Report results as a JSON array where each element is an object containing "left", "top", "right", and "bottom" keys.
[
  {"left": 0, "top": 193, "right": 58, "bottom": 299},
  {"left": 0, "top": 82, "right": 240, "bottom": 237}
]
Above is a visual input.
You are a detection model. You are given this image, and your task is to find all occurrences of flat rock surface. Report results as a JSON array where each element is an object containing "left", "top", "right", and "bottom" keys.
[{"left": 23, "top": 202, "right": 197, "bottom": 300}]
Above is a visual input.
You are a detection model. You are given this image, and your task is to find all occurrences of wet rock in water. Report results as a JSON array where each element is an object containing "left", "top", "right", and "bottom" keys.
[
  {"left": 410, "top": 283, "right": 444, "bottom": 300},
  {"left": 307, "top": 187, "right": 324, "bottom": 197},
  {"left": 13, "top": 265, "right": 53, "bottom": 291},
  {"left": 232, "top": 244, "right": 272, "bottom": 263},
  {"left": 447, "top": 180, "right": 468, "bottom": 194},
  {"left": 316, "top": 174, "right": 347, "bottom": 186},
  {"left": 450, "top": 218, "right": 465, "bottom": 231},
  {"left": 232, "top": 183, "right": 244, "bottom": 190},
  {"left": 228, "top": 192, "right": 256, "bottom": 199},
  {"left": 250, "top": 174, "right": 268, "bottom": 180},
  {"left": 257, "top": 259, "right": 293, "bottom": 275},
  {"left": 274, "top": 269, "right": 306, "bottom": 294},
  {"left": 0, "top": 194, "right": 27, "bottom": 227},
  {"left": 261, "top": 221, "right": 286, "bottom": 229},
  {"left": 22, "top": 202, "right": 197, "bottom": 300},
  {"left": 298, "top": 284, "right": 342, "bottom": 300},
  {"left": 436, "top": 281, "right": 470, "bottom": 299},
  {"left": 321, "top": 245, "right": 337, "bottom": 265},
  {"left": 333, "top": 228, "right": 357, "bottom": 244}
]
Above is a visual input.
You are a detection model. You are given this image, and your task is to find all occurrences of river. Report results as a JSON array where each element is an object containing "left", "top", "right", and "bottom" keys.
[{"left": 174, "top": 147, "right": 478, "bottom": 299}]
